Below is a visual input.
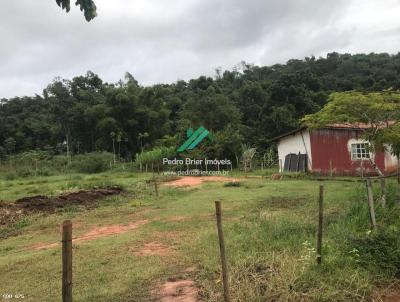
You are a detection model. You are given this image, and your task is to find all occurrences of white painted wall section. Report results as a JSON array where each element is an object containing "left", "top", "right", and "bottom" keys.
[
  {"left": 277, "top": 130, "right": 312, "bottom": 172},
  {"left": 384, "top": 145, "right": 399, "bottom": 172}
]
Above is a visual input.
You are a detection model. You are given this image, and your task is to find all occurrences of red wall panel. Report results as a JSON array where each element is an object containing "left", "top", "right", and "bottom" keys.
[{"left": 310, "top": 129, "right": 385, "bottom": 176}]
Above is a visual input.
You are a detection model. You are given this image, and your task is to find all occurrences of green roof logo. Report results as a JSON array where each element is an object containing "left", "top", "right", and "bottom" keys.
[{"left": 177, "top": 127, "right": 212, "bottom": 152}]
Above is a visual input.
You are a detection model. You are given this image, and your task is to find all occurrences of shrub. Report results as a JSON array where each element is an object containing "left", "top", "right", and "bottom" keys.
[
  {"left": 224, "top": 181, "right": 241, "bottom": 187},
  {"left": 349, "top": 228, "right": 400, "bottom": 277},
  {"left": 16, "top": 167, "right": 34, "bottom": 178},
  {"left": 346, "top": 180, "right": 400, "bottom": 277},
  {"left": 4, "top": 172, "right": 17, "bottom": 180},
  {"left": 70, "top": 152, "right": 113, "bottom": 174}
]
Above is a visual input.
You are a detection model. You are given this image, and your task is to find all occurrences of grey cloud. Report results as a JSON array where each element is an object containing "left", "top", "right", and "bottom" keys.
[{"left": 0, "top": 0, "right": 400, "bottom": 98}]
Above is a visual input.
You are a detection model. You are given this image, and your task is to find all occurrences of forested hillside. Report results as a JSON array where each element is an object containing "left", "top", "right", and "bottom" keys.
[{"left": 1, "top": 52, "right": 400, "bottom": 160}]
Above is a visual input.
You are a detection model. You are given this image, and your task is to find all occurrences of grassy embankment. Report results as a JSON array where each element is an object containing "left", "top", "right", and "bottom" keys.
[{"left": 0, "top": 165, "right": 399, "bottom": 301}]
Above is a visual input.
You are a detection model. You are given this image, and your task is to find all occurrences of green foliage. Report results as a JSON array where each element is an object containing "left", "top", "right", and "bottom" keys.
[
  {"left": 302, "top": 91, "right": 400, "bottom": 129},
  {"left": 69, "top": 152, "right": 113, "bottom": 173},
  {"left": 303, "top": 91, "right": 400, "bottom": 164},
  {"left": 3, "top": 54, "right": 400, "bottom": 162},
  {"left": 349, "top": 228, "right": 400, "bottom": 276},
  {"left": 55, "top": 0, "right": 97, "bottom": 21},
  {"left": 4, "top": 137, "right": 16, "bottom": 154},
  {"left": 223, "top": 181, "right": 242, "bottom": 187},
  {"left": 135, "top": 147, "right": 176, "bottom": 171},
  {"left": 345, "top": 182, "right": 400, "bottom": 277},
  {"left": 242, "top": 144, "right": 257, "bottom": 171}
]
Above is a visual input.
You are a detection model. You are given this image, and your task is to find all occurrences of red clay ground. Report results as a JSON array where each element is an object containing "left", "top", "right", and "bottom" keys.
[
  {"left": 32, "top": 220, "right": 148, "bottom": 250},
  {"left": 164, "top": 176, "right": 240, "bottom": 187},
  {"left": 132, "top": 241, "right": 172, "bottom": 257},
  {"left": 154, "top": 278, "right": 199, "bottom": 302}
]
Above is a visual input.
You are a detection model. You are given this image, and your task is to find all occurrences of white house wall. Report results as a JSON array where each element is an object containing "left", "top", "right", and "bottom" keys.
[
  {"left": 277, "top": 130, "right": 312, "bottom": 172},
  {"left": 384, "top": 145, "right": 399, "bottom": 173}
]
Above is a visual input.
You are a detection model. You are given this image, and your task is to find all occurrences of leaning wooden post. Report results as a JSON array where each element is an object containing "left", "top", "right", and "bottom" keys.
[
  {"left": 366, "top": 179, "right": 377, "bottom": 230},
  {"left": 215, "top": 201, "right": 231, "bottom": 302},
  {"left": 62, "top": 220, "right": 73, "bottom": 302},
  {"left": 316, "top": 185, "right": 324, "bottom": 265}
]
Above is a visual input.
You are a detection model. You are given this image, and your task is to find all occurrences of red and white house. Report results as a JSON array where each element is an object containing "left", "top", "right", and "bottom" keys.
[{"left": 275, "top": 124, "right": 398, "bottom": 176}]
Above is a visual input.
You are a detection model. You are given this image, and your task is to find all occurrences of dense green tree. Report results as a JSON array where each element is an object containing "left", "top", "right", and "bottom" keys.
[{"left": 2, "top": 53, "right": 400, "bottom": 162}]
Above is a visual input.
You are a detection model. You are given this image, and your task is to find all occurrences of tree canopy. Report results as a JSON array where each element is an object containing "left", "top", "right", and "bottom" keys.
[
  {"left": 1, "top": 53, "right": 400, "bottom": 160},
  {"left": 55, "top": 0, "right": 97, "bottom": 21},
  {"left": 302, "top": 91, "right": 400, "bottom": 175}
]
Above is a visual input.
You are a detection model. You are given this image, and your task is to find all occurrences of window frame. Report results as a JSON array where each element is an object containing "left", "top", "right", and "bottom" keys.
[{"left": 350, "top": 142, "right": 371, "bottom": 160}]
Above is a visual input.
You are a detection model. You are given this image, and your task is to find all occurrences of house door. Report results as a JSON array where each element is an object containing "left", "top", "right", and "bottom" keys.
[{"left": 283, "top": 153, "right": 308, "bottom": 172}]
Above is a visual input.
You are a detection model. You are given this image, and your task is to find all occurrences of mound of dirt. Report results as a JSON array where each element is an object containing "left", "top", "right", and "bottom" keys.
[
  {"left": 0, "top": 187, "right": 122, "bottom": 225},
  {"left": 154, "top": 278, "right": 199, "bottom": 302}
]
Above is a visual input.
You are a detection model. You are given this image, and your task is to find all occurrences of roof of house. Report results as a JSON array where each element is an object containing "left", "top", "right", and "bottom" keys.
[{"left": 271, "top": 122, "right": 396, "bottom": 142}]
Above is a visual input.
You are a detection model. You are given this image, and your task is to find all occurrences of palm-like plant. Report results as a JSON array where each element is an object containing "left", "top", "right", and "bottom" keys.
[{"left": 242, "top": 144, "right": 256, "bottom": 172}]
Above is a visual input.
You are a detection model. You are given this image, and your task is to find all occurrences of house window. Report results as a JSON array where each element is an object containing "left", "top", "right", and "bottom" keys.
[{"left": 351, "top": 143, "right": 370, "bottom": 160}]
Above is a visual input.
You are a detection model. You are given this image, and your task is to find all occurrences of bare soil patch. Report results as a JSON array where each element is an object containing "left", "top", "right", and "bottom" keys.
[
  {"left": 164, "top": 176, "right": 241, "bottom": 188},
  {"left": 381, "top": 293, "right": 400, "bottom": 302},
  {"left": 154, "top": 278, "right": 199, "bottom": 302},
  {"left": 0, "top": 187, "right": 122, "bottom": 225},
  {"left": 373, "top": 288, "right": 400, "bottom": 302},
  {"left": 32, "top": 219, "right": 148, "bottom": 250},
  {"left": 132, "top": 241, "right": 172, "bottom": 257}
]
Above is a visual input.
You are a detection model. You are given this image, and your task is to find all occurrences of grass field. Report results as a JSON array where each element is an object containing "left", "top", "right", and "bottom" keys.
[{"left": 0, "top": 168, "right": 399, "bottom": 301}]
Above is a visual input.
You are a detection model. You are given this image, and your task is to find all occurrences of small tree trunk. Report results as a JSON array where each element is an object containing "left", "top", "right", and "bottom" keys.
[
  {"left": 66, "top": 134, "right": 71, "bottom": 164},
  {"left": 397, "top": 155, "right": 400, "bottom": 184},
  {"left": 112, "top": 139, "right": 116, "bottom": 164},
  {"left": 380, "top": 178, "right": 386, "bottom": 207},
  {"left": 366, "top": 179, "right": 377, "bottom": 230},
  {"left": 369, "top": 157, "right": 386, "bottom": 205}
]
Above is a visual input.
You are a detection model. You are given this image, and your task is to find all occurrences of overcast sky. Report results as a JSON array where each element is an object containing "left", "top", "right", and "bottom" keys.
[{"left": 1, "top": 0, "right": 400, "bottom": 98}]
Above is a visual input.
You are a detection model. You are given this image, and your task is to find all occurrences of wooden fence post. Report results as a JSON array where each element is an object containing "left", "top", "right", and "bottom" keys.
[
  {"left": 215, "top": 201, "right": 230, "bottom": 302},
  {"left": 366, "top": 179, "right": 377, "bottom": 230},
  {"left": 153, "top": 173, "right": 159, "bottom": 197},
  {"left": 62, "top": 220, "right": 72, "bottom": 302},
  {"left": 316, "top": 185, "right": 324, "bottom": 265}
]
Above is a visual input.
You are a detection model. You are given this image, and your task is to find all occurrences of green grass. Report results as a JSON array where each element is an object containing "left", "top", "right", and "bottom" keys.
[{"left": 0, "top": 168, "right": 399, "bottom": 301}]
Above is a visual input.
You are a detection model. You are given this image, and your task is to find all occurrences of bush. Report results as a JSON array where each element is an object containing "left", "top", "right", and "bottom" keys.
[
  {"left": 345, "top": 181, "right": 400, "bottom": 277},
  {"left": 70, "top": 152, "right": 113, "bottom": 174},
  {"left": 16, "top": 167, "right": 34, "bottom": 178},
  {"left": 349, "top": 228, "right": 400, "bottom": 277},
  {"left": 224, "top": 181, "right": 241, "bottom": 187}
]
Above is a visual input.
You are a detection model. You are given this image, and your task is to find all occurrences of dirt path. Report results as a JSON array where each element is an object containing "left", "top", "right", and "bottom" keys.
[
  {"left": 132, "top": 241, "right": 173, "bottom": 256},
  {"left": 164, "top": 176, "right": 240, "bottom": 187},
  {"left": 153, "top": 278, "right": 199, "bottom": 302},
  {"left": 32, "top": 220, "right": 148, "bottom": 250}
]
